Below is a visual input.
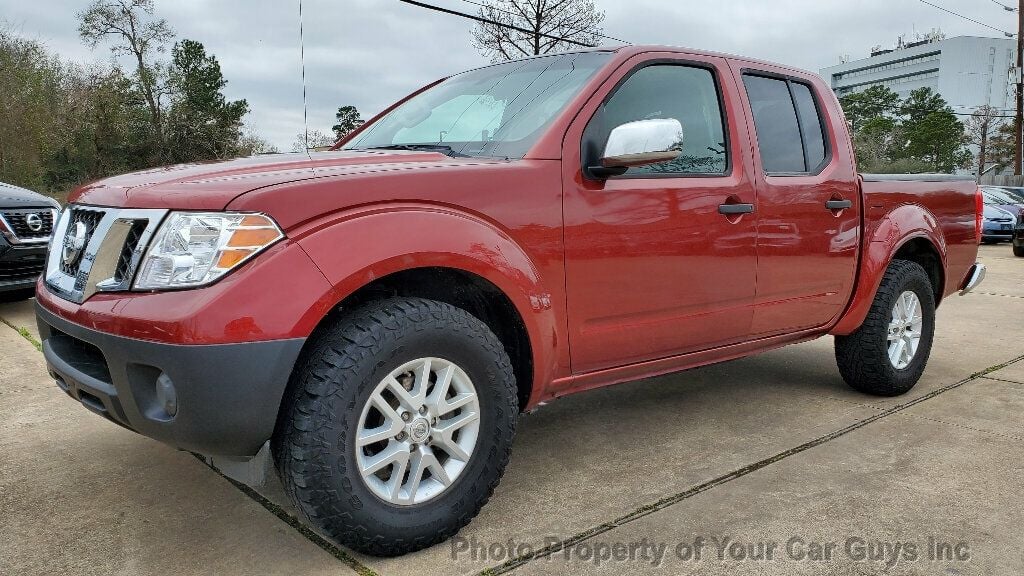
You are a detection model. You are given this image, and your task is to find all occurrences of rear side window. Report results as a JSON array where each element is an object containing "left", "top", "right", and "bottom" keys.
[{"left": 742, "top": 74, "right": 829, "bottom": 174}]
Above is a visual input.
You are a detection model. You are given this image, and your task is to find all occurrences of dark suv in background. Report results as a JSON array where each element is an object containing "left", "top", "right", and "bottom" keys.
[
  {"left": 0, "top": 182, "right": 59, "bottom": 300},
  {"left": 1015, "top": 211, "right": 1024, "bottom": 257}
]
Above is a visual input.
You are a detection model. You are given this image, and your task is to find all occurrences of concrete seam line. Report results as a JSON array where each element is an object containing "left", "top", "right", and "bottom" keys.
[
  {"left": 0, "top": 317, "right": 42, "bottom": 351},
  {"left": 193, "top": 455, "right": 381, "bottom": 576},
  {"left": 980, "top": 375, "right": 1024, "bottom": 386},
  {"left": 901, "top": 407, "right": 1024, "bottom": 438},
  {"left": 483, "top": 353, "right": 1024, "bottom": 576}
]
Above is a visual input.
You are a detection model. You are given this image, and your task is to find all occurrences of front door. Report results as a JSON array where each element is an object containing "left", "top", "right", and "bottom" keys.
[{"left": 563, "top": 56, "right": 759, "bottom": 374}]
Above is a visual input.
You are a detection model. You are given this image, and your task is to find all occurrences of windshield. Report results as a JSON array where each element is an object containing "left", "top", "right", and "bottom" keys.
[
  {"left": 344, "top": 51, "right": 611, "bottom": 159},
  {"left": 983, "top": 187, "right": 1024, "bottom": 205}
]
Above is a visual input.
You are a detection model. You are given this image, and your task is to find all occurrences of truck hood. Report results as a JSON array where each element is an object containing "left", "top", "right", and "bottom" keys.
[{"left": 70, "top": 150, "right": 475, "bottom": 210}]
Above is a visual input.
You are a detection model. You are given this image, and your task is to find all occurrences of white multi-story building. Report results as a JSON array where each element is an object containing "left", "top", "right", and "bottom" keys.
[{"left": 821, "top": 35, "right": 1017, "bottom": 116}]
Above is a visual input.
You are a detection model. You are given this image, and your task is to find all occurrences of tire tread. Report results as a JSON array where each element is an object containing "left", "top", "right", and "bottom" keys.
[{"left": 272, "top": 297, "right": 517, "bottom": 557}]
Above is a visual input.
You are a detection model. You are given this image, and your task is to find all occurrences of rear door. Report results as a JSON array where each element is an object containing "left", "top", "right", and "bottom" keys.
[{"left": 738, "top": 70, "right": 861, "bottom": 336}]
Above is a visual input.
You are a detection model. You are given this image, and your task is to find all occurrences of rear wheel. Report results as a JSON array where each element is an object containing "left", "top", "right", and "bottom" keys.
[
  {"left": 835, "top": 260, "right": 936, "bottom": 396},
  {"left": 273, "top": 297, "right": 518, "bottom": 556}
]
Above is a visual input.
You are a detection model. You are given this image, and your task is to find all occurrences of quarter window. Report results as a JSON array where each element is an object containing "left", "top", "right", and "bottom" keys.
[
  {"left": 743, "top": 74, "right": 830, "bottom": 174},
  {"left": 791, "top": 83, "right": 827, "bottom": 170},
  {"left": 589, "top": 64, "right": 728, "bottom": 175}
]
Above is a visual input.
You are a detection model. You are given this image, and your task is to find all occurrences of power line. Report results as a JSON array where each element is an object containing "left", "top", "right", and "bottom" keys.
[
  {"left": 396, "top": 0, "right": 597, "bottom": 48},
  {"left": 916, "top": 0, "right": 1016, "bottom": 37},
  {"left": 454, "top": 0, "right": 630, "bottom": 45},
  {"left": 990, "top": 0, "right": 1018, "bottom": 12}
]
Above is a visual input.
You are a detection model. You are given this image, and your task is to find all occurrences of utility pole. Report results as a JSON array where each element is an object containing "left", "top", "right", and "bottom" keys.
[{"left": 1016, "top": 0, "right": 1023, "bottom": 174}]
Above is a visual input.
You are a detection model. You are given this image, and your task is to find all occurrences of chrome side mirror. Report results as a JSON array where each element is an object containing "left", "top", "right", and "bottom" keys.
[{"left": 592, "top": 118, "right": 684, "bottom": 177}]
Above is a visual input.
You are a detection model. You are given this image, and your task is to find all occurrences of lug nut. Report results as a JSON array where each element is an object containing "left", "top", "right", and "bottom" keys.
[
  {"left": 410, "top": 443, "right": 418, "bottom": 451},
  {"left": 396, "top": 432, "right": 406, "bottom": 441},
  {"left": 401, "top": 412, "right": 412, "bottom": 422},
  {"left": 419, "top": 406, "right": 427, "bottom": 415}
]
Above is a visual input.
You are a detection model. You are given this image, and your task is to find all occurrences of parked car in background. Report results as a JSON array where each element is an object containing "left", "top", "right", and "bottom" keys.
[
  {"left": 982, "top": 204, "right": 1017, "bottom": 243},
  {"left": 1014, "top": 210, "right": 1024, "bottom": 257},
  {"left": 0, "top": 182, "right": 59, "bottom": 301},
  {"left": 981, "top": 185, "right": 1024, "bottom": 214}
]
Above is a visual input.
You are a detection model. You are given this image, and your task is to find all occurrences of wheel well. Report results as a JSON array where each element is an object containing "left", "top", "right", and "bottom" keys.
[
  {"left": 313, "top": 267, "right": 534, "bottom": 410},
  {"left": 892, "top": 238, "right": 944, "bottom": 304}
]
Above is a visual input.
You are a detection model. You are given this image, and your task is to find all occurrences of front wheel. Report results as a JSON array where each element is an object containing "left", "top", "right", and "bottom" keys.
[
  {"left": 835, "top": 260, "right": 936, "bottom": 396},
  {"left": 1014, "top": 243, "right": 1024, "bottom": 257},
  {"left": 272, "top": 298, "right": 518, "bottom": 556}
]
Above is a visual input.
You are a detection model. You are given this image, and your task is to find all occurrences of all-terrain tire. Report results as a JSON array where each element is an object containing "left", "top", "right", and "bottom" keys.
[
  {"left": 835, "top": 260, "right": 936, "bottom": 396},
  {"left": 272, "top": 297, "right": 518, "bottom": 557}
]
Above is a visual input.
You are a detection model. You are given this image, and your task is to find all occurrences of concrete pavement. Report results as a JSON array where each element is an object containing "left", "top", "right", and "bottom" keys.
[{"left": 1, "top": 244, "right": 1022, "bottom": 575}]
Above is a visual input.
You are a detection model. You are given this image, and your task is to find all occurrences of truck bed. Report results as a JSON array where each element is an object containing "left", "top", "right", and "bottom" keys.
[{"left": 859, "top": 172, "right": 979, "bottom": 300}]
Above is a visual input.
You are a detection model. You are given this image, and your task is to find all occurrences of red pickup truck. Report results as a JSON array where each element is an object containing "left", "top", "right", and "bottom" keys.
[{"left": 37, "top": 46, "right": 984, "bottom": 556}]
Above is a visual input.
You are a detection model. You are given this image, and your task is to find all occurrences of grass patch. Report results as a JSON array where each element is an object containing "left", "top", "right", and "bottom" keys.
[{"left": 0, "top": 318, "right": 42, "bottom": 352}]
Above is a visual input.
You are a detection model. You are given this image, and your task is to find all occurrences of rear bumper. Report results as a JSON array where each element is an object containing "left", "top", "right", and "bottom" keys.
[
  {"left": 959, "top": 262, "right": 986, "bottom": 296},
  {"left": 37, "top": 302, "right": 304, "bottom": 457}
]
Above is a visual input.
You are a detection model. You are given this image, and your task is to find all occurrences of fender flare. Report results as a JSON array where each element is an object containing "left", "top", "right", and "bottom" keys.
[
  {"left": 830, "top": 204, "right": 946, "bottom": 335},
  {"left": 293, "top": 204, "right": 560, "bottom": 400}
]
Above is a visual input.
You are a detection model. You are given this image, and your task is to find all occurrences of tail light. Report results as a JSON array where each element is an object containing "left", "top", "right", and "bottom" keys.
[{"left": 975, "top": 186, "right": 984, "bottom": 243}]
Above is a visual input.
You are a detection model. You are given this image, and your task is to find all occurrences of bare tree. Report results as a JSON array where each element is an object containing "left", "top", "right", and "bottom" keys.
[
  {"left": 964, "top": 105, "right": 1008, "bottom": 181},
  {"left": 471, "top": 0, "right": 605, "bottom": 62},
  {"left": 78, "top": 0, "right": 173, "bottom": 145},
  {"left": 291, "top": 130, "right": 335, "bottom": 153}
]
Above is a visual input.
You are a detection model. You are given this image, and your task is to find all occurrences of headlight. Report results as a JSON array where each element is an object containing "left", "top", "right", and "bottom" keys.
[{"left": 133, "top": 212, "right": 283, "bottom": 290}]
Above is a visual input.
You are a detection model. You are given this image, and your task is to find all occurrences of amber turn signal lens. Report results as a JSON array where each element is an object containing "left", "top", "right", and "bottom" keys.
[
  {"left": 216, "top": 249, "right": 253, "bottom": 270},
  {"left": 240, "top": 214, "right": 272, "bottom": 227},
  {"left": 227, "top": 228, "right": 281, "bottom": 247}
]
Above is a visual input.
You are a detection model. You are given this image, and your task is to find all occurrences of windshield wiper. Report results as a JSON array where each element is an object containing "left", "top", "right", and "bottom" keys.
[{"left": 363, "top": 144, "right": 468, "bottom": 157}]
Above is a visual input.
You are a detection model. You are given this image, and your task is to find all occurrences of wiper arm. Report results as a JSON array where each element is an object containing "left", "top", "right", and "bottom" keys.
[{"left": 363, "top": 144, "right": 468, "bottom": 157}]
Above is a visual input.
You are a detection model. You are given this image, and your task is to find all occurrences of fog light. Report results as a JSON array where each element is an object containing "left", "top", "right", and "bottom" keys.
[{"left": 155, "top": 373, "right": 178, "bottom": 417}]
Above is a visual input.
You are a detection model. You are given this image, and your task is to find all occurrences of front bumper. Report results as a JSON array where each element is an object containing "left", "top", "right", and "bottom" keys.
[
  {"left": 0, "top": 240, "right": 47, "bottom": 292},
  {"left": 37, "top": 302, "right": 305, "bottom": 457}
]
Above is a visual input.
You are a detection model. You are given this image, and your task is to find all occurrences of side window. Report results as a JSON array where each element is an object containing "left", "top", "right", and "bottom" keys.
[
  {"left": 742, "top": 75, "right": 805, "bottom": 173},
  {"left": 791, "top": 83, "right": 827, "bottom": 170},
  {"left": 592, "top": 64, "right": 728, "bottom": 175},
  {"left": 742, "top": 74, "right": 830, "bottom": 174}
]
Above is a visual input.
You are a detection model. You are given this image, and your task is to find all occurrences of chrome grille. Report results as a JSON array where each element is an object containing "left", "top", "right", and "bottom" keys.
[
  {"left": 60, "top": 208, "right": 106, "bottom": 277},
  {"left": 45, "top": 205, "right": 167, "bottom": 303},
  {"left": 0, "top": 208, "right": 56, "bottom": 244},
  {"left": 113, "top": 220, "right": 148, "bottom": 283}
]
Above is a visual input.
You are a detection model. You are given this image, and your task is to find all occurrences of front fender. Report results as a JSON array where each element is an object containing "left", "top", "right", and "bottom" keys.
[
  {"left": 830, "top": 204, "right": 946, "bottom": 335},
  {"left": 294, "top": 204, "right": 559, "bottom": 399}
]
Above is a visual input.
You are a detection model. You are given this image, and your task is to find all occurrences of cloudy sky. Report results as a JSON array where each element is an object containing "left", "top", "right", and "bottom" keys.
[{"left": 2, "top": 0, "right": 1017, "bottom": 150}]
